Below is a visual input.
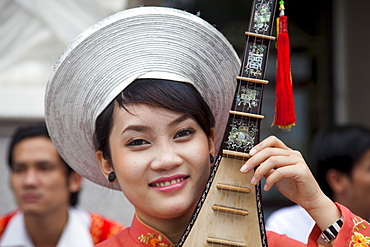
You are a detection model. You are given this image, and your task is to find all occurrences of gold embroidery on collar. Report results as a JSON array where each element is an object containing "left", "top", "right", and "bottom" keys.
[
  {"left": 138, "top": 232, "right": 174, "bottom": 247},
  {"left": 350, "top": 217, "right": 370, "bottom": 246}
]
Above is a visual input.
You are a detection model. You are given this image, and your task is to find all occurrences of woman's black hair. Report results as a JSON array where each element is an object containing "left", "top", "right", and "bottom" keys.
[
  {"left": 7, "top": 123, "right": 80, "bottom": 207},
  {"left": 313, "top": 125, "right": 370, "bottom": 199},
  {"left": 94, "top": 79, "right": 215, "bottom": 160}
]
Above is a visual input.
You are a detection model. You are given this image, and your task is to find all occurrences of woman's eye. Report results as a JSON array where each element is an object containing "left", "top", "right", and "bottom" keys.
[
  {"left": 175, "top": 129, "right": 195, "bottom": 138},
  {"left": 127, "top": 139, "right": 149, "bottom": 146}
]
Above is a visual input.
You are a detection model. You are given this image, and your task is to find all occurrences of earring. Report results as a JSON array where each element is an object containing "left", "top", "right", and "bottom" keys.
[
  {"left": 210, "top": 154, "right": 214, "bottom": 164},
  {"left": 108, "top": 171, "right": 116, "bottom": 182}
]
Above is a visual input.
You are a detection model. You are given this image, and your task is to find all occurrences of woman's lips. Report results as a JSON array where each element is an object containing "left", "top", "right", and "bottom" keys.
[
  {"left": 149, "top": 175, "right": 189, "bottom": 192},
  {"left": 151, "top": 177, "right": 186, "bottom": 187}
]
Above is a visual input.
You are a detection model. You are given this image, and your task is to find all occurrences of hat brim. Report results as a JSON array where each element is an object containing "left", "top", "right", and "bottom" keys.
[{"left": 45, "top": 6, "right": 240, "bottom": 190}]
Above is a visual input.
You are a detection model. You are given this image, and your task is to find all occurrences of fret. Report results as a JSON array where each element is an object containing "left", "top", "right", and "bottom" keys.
[
  {"left": 212, "top": 204, "right": 249, "bottom": 216},
  {"left": 236, "top": 76, "right": 269, "bottom": 84},
  {"left": 244, "top": 31, "right": 275, "bottom": 40},
  {"left": 216, "top": 183, "right": 252, "bottom": 194},
  {"left": 207, "top": 237, "right": 247, "bottom": 247},
  {"left": 229, "top": 110, "right": 264, "bottom": 119},
  {"left": 222, "top": 149, "right": 251, "bottom": 159}
]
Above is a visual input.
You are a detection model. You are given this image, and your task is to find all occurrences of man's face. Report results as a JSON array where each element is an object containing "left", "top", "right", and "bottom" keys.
[{"left": 10, "top": 136, "right": 73, "bottom": 216}]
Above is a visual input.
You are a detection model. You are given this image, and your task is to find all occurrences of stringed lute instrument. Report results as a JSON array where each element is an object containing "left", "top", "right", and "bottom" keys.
[{"left": 177, "top": 0, "right": 278, "bottom": 246}]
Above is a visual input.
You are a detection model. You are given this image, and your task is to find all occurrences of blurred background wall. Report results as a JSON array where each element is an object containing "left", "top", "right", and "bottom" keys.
[{"left": 1, "top": 0, "right": 369, "bottom": 226}]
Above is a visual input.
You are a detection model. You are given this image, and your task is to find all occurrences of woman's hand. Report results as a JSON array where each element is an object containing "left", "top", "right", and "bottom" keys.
[
  {"left": 240, "top": 135, "right": 320, "bottom": 209},
  {"left": 240, "top": 135, "right": 341, "bottom": 233}
]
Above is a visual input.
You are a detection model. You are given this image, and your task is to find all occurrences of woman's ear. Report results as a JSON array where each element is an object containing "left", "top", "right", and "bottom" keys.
[
  {"left": 96, "top": 150, "right": 114, "bottom": 180},
  {"left": 209, "top": 128, "right": 216, "bottom": 161},
  {"left": 68, "top": 172, "right": 83, "bottom": 193}
]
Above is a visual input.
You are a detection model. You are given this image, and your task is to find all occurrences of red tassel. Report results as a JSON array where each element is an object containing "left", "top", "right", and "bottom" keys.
[{"left": 273, "top": 3, "right": 296, "bottom": 131}]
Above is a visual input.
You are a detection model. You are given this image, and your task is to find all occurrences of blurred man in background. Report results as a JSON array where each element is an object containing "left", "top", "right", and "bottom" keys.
[{"left": 0, "top": 123, "right": 124, "bottom": 247}]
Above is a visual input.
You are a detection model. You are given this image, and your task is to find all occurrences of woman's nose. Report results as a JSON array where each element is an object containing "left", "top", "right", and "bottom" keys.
[{"left": 150, "top": 144, "right": 183, "bottom": 171}]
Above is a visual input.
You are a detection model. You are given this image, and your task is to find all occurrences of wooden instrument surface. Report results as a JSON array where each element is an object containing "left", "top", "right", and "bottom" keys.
[{"left": 181, "top": 155, "right": 263, "bottom": 247}]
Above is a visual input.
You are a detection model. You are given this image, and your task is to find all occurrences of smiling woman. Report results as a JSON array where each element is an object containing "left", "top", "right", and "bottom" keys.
[
  {"left": 44, "top": 6, "right": 370, "bottom": 247},
  {"left": 99, "top": 103, "right": 213, "bottom": 227}
]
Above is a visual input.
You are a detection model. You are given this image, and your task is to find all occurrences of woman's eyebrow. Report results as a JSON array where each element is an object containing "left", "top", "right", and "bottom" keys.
[
  {"left": 121, "top": 114, "right": 191, "bottom": 135},
  {"left": 121, "top": 125, "right": 150, "bottom": 135},
  {"left": 168, "top": 114, "right": 191, "bottom": 128}
]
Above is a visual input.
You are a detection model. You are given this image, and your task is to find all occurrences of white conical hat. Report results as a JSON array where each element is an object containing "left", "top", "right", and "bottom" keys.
[{"left": 45, "top": 6, "right": 240, "bottom": 190}]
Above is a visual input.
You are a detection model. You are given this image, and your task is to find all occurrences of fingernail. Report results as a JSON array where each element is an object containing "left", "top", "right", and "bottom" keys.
[
  {"left": 251, "top": 176, "right": 257, "bottom": 185},
  {"left": 264, "top": 184, "right": 268, "bottom": 191},
  {"left": 250, "top": 148, "right": 257, "bottom": 156},
  {"left": 240, "top": 165, "right": 248, "bottom": 173}
]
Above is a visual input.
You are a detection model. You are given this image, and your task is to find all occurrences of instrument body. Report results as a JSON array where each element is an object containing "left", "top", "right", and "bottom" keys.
[{"left": 178, "top": 1, "right": 278, "bottom": 246}]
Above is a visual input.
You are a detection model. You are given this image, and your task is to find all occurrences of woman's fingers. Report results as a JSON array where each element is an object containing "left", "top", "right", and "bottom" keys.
[
  {"left": 240, "top": 136, "right": 292, "bottom": 173},
  {"left": 262, "top": 166, "right": 291, "bottom": 191},
  {"left": 249, "top": 154, "right": 302, "bottom": 185},
  {"left": 240, "top": 135, "right": 309, "bottom": 195},
  {"left": 240, "top": 146, "right": 298, "bottom": 173}
]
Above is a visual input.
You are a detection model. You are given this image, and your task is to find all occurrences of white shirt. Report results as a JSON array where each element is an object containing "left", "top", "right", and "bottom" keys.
[
  {"left": 0, "top": 208, "right": 94, "bottom": 247},
  {"left": 266, "top": 204, "right": 315, "bottom": 244}
]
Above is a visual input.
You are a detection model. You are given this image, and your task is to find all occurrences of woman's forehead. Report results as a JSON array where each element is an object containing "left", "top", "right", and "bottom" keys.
[{"left": 113, "top": 103, "right": 193, "bottom": 125}]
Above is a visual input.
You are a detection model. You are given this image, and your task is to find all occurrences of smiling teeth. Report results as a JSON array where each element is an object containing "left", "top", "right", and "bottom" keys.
[{"left": 154, "top": 178, "right": 184, "bottom": 187}]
